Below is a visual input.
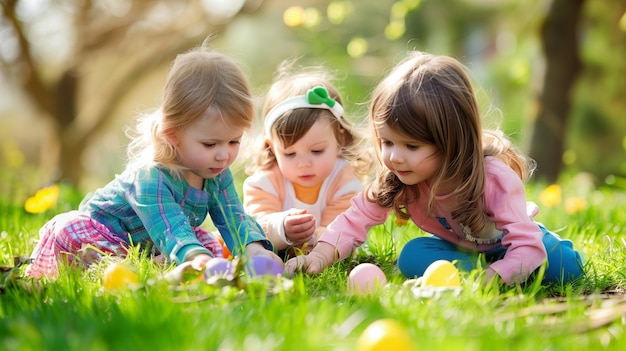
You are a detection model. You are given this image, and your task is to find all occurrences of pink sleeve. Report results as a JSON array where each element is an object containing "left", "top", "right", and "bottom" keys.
[
  {"left": 318, "top": 192, "right": 390, "bottom": 260},
  {"left": 484, "top": 158, "right": 547, "bottom": 284}
]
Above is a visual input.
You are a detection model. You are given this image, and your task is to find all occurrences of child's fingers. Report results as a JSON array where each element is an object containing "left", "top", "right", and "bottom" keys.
[
  {"left": 284, "top": 256, "right": 306, "bottom": 276},
  {"left": 287, "top": 208, "right": 307, "bottom": 215},
  {"left": 305, "top": 258, "right": 323, "bottom": 274},
  {"left": 285, "top": 216, "right": 316, "bottom": 242},
  {"left": 285, "top": 215, "right": 315, "bottom": 231},
  {"left": 287, "top": 213, "right": 315, "bottom": 224},
  {"left": 191, "top": 254, "right": 213, "bottom": 270},
  {"left": 305, "top": 251, "right": 330, "bottom": 274},
  {"left": 264, "top": 251, "right": 285, "bottom": 268},
  {"left": 245, "top": 243, "right": 285, "bottom": 268}
]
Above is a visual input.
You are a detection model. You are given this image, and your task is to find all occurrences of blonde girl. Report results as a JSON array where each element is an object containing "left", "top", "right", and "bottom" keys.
[
  {"left": 244, "top": 63, "right": 371, "bottom": 257},
  {"left": 285, "top": 52, "right": 583, "bottom": 285},
  {"left": 26, "top": 46, "right": 281, "bottom": 278}
]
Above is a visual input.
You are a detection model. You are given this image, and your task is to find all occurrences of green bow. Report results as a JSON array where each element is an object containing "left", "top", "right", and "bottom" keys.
[{"left": 306, "top": 86, "right": 336, "bottom": 108}]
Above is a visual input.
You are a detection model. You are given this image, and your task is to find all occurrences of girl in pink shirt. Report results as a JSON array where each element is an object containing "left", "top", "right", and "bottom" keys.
[
  {"left": 244, "top": 63, "right": 371, "bottom": 258},
  {"left": 285, "top": 52, "right": 583, "bottom": 285}
]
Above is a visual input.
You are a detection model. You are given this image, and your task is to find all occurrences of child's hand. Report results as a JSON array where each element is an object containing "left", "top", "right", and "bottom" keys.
[
  {"left": 164, "top": 253, "right": 213, "bottom": 285},
  {"left": 245, "top": 242, "right": 284, "bottom": 268},
  {"left": 284, "top": 242, "right": 335, "bottom": 276},
  {"left": 190, "top": 254, "right": 213, "bottom": 270},
  {"left": 482, "top": 267, "right": 504, "bottom": 287},
  {"left": 284, "top": 209, "right": 316, "bottom": 246}
]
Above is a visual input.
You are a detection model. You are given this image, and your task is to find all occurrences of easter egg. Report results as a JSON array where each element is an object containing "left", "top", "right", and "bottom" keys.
[
  {"left": 203, "top": 257, "right": 233, "bottom": 278},
  {"left": 348, "top": 263, "right": 387, "bottom": 295},
  {"left": 357, "top": 319, "right": 414, "bottom": 351},
  {"left": 246, "top": 255, "right": 284, "bottom": 277},
  {"left": 421, "top": 260, "right": 460, "bottom": 287},
  {"left": 102, "top": 262, "right": 139, "bottom": 290}
]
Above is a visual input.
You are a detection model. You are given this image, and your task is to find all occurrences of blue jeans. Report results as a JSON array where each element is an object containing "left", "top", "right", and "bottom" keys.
[{"left": 397, "top": 224, "right": 584, "bottom": 284}]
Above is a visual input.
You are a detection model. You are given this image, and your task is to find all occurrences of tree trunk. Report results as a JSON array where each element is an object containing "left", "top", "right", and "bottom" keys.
[
  {"left": 529, "top": 0, "right": 585, "bottom": 182},
  {"left": 2, "top": 0, "right": 262, "bottom": 188},
  {"left": 56, "top": 69, "right": 82, "bottom": 184}
]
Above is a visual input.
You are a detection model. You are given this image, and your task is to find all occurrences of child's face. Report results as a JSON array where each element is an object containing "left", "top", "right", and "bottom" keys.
[
  {"left": 171, "top": 108, "right": 245, "bottom": 187},
  {"left": 271, "top": 118, "right": 340, "bottom": 188},
  {"left": 376, "top": 124, "right": 442, "bottom": 187}
]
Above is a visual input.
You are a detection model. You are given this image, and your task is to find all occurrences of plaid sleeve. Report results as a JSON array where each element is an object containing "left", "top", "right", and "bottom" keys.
[
  {"left": 131, "top": 167, "right": 209, "bottom": 264},
  {"left": 208, "top": 169, "right": 274, "bottom": 255}
]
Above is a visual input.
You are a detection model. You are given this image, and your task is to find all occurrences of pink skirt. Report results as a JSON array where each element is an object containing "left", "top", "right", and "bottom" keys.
[{"left": 26, "top": 211, "right": 223, "bottom": 278}]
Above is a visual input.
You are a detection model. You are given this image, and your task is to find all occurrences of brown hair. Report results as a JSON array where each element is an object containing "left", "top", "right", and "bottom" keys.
[{"left": 367, "top": 51, "right": 534, "bottom": 236}]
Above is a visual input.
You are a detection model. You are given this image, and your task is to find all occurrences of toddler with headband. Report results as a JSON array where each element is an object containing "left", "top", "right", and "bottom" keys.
[{"left": 244, "top": 63, "right": 371, "bottom": 258}]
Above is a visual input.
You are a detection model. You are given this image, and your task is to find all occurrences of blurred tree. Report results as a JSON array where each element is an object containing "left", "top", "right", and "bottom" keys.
[
  {"left": 212, "top": 0, "right": 626, "bottom": 185},
  {"left": 0, "top": 0, "right": 263, "bottom": 187},
  {"left": 3, "top": 0, "right": 625, "bottom": 187},
  {"left": 529, "top": 0, "right": 585, "bottom": 182},
  {"left": 565, "top": 0, "right": 626, "bottom": 183}
]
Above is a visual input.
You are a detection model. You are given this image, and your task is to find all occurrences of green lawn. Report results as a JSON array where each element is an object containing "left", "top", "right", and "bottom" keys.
[{"left": 2, "top": 167, "right": 626, "bottom": 351}]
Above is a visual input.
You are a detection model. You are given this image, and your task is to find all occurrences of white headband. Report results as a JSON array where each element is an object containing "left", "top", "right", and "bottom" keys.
[{"left": 264, "top": 86, "right": 344, "bottom": 136}]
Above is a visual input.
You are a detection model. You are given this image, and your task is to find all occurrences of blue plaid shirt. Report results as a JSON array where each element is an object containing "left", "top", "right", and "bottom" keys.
[{"left": 79, "top": 165, "right": 272, "bottom": 264}]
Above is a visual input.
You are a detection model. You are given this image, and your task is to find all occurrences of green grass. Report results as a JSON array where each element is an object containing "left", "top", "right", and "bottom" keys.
[{"left": 2, "top": 167, "right": 626, "bottom": 351}]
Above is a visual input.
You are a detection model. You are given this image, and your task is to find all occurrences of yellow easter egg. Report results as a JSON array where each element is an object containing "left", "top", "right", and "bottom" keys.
[
  {"left": 102, "top": 262, "right": 139, "bottom": 290},
  {"left": 357, "top": 319, "right": 414, "bottom": 351},
  {"left": 421, "top": 260, "right": 460, "bottom": 287}
]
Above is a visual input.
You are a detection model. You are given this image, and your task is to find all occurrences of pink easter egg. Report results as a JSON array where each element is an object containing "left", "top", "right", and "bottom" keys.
[
  {"left": 203, "top": 257, "right": 233, "bottom": 278},
  {"left": 246, "top": 255, "right": 284, "bottom": 277},
  {"left": 348, "top": 263, "right": 387, "bottom": 295}
]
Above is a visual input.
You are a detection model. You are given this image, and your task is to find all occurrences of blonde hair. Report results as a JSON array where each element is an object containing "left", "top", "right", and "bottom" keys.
[
  {"left": 126, "top": 47, "right": 254, "bottom": 176},
  {"left": 367, "top": 51, "right": 535, "bottom": 237},
  {"left": 247, "top": 61, "right": 371, "bottom": 181}
]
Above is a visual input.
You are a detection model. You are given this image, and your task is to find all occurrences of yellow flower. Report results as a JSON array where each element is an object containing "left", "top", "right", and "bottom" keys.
[
  {"left": 24, "top": 185, "right": 59, "bottom": 214},
  {"left": 394, "top": 217, "right": 408, "bottom": 227},
  {"left": 540, "top": 184, "right": 562, "bottom": 208},
  {"left": 565, "top": 197, "right": 587, "bottom": 214}
]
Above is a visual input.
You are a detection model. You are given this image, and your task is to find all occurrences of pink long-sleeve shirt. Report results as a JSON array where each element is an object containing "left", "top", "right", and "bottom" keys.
[{"left": 319, "top": 156, "right": 547, "bottom": 284}]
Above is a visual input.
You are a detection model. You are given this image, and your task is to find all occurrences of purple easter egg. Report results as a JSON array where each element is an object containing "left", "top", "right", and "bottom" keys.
[
  {"left": 246, "top": 255, "right": 284, "bottom": 277},
  {"left": 203, "top": 257, "right": 233, "bottom": 278}
]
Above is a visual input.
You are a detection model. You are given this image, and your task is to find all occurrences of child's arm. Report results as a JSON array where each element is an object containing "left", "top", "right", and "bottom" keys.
[
  {"left": 209, "top": 169, "right": 275, "bottom": 255},
  {"left": 243, "top": 170, "right": 298, "bottom": 249},
  {"left": 285, "top": 192, "right": 390, "bottom": 275},
  {"left": 245, "top": 242, "right": 284, "bottom": 267},
  {"left": 282, "top": 209, "right": 316, "bottom": 246},
  {"left": 285, "top": 242, "right": 336, "bottom": 274},
  {"left": 483, "top": 158, "right": 547, "bottom": 284},
  {"left": 132, "top": 167, "right": 215, "bottom": 265}
]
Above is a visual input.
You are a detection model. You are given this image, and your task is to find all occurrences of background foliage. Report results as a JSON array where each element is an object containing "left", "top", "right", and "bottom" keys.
[{"left": 0, "top": 0, "right": 625, "bottom": 190}]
